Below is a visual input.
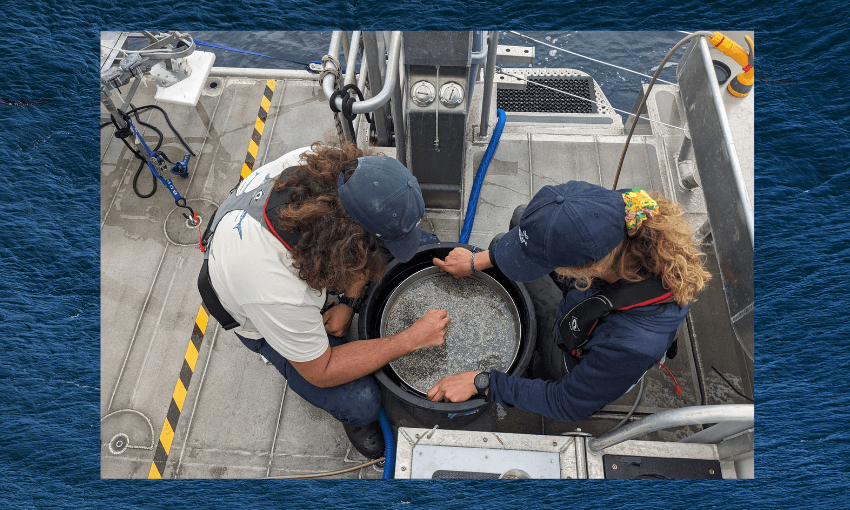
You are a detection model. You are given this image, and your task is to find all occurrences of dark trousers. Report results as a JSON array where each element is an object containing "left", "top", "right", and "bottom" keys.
[{"left": 236, "top": 332, "right": 381, "bottom": 427}]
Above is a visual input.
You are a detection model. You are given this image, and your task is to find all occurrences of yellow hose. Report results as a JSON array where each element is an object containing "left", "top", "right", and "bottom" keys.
[{"left": 708, "top": 32, "right": 754, "bottom": 97}]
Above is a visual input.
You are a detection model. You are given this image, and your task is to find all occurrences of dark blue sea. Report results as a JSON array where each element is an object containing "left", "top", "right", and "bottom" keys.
[{"left": 1, "top": 1, "right": 848, "bottom": 508}]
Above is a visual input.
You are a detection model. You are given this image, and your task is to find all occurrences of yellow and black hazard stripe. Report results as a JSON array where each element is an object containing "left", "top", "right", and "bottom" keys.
[
  {"left": 240, "top": 79, "right": 277, "bottom": 180},
  {"left": 148, "top": 80, "right": 276, "bottom": 479},
  {"left": 148, "top": 305, "right": 209, "bottom": 479}
]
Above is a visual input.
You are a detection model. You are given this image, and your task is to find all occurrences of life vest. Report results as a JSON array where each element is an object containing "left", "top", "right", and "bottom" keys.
[
  {"left": 197, "top": 167, "right": 301, "bottom": 330},
  {"left": 557, "top": 277, "right": 675, "bottom": 372}
]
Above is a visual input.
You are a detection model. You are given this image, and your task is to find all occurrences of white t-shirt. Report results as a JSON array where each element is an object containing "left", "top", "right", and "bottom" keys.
[{"left": 208, "top": 147, "right": 329, "bottom": 363}]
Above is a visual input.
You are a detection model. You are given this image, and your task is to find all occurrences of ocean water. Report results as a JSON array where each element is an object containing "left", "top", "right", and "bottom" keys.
[{"left": 1, "top": 1, "right": 848, "bottom": 508}]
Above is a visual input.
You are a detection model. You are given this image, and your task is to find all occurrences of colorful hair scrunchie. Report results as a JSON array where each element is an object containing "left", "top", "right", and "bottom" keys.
[{"left": 623, "top": 187, "right": 659, "bottom": 235}]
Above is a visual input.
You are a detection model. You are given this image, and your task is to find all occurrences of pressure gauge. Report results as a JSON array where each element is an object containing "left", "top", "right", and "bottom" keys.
[
  {"left": 411, "top": 80, "right": 436, "bottom": 107},
  {"left": 439, "top": 81, "right": 464, "bottom": 108}
]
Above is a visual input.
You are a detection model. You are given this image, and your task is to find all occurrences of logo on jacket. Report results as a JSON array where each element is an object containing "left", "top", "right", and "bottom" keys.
[{"left": 518, "top": 229, "right": 529, "bottom": 246}]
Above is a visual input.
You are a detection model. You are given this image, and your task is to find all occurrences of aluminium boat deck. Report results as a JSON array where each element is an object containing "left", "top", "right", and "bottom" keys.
[{"left": 100, "top": 36, "right": 753, "bottom": 478}]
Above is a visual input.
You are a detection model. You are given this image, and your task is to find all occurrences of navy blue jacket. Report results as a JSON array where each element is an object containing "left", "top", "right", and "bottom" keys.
[{"left": 488, "top": 282, "right": 688, "bottom": 422}]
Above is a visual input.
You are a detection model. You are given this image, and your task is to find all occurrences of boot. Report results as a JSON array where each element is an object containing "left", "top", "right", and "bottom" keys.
[{"left": 342, "top": 420, "right": 385, "bottom": 459}]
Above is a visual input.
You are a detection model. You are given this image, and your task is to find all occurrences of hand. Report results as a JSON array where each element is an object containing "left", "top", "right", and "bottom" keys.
[
  {"left": 405, "top": 309, "right": 450, "bottom": 350},
  {"left": 433, "top": 248, "right": 474, "bottom": 278},
  {"left": 322, "top": 303, "right": 354, "bottom": 337},
  {"left": 426, "top": 371, "right": 480, "bottom": 402}
]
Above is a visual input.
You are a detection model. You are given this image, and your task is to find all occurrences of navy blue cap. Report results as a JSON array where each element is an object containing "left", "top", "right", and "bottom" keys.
[
  {"left": 338, "top": 156, "right": 425, "bottom": 262},
  {"left": 491, "top": 182, "right": 626, "bottom": 282}
]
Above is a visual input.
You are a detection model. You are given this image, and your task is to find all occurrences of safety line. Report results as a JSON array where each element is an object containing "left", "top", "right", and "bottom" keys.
[
  {"left": 506, "top": 31, "right": 676, "bottom": 85},
  {"left": 241, "top": 79, "right": 277, "bottom": 180},
  {"left": 497, "top": 68, "right": 688, "bottom": 133},
  {"left": 194, "top": 40, "right": 311, "bottom": 68},
  {"left": 148, "top": 305, "right": 209, "bottom": 478}
]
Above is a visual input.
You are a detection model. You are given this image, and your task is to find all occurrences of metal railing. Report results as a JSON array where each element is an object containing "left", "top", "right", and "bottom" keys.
[
  {"left": 321, "top": 31, "right": 402, "bottom": 116},
  {"left": 478, "top": 31, "right": 500, "bottom": 137},
  {"left": 586, "top": 404, "right": 754, "bottom": 453}
]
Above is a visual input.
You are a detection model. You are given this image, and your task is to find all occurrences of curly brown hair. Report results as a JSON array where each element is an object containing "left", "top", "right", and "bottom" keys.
[
  {"left": 273, "top": 141, "right": 387, "bottom": 292},
  {"left": 556, "top": 192, "right": 711, "bottom": 305}
]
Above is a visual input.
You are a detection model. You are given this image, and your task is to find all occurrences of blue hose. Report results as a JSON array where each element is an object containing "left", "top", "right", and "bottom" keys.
[
  {"left": 459, "top": 108, "right": 507, "bottom": 244},
  {"left": 378, "top": 408, "right": 395, "bottom": 479}
]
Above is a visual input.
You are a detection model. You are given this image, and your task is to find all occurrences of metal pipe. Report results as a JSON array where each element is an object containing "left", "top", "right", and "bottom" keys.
[
  {"left": 479, "top": 30, "right": 500, "bottom": 137},
  {"left": 378, "top": 32, "right": 388, "bottom": 77},
  {"left": 471, "top": 31, "right": 488, "bottom": 64},
  {"left": 586, "top": 404, "right": 754, "bottom": 454},
  {"left": 352, "top": 31, "right": 401, "bottom": 114},
  {"left": 574, "top": 436, "right": 588, "bottom": 479},
  {"left": 353, "top": 50, "right": 369, "bottom": 137},
  {"left": 321, "top": 31, "right": 343, "bottom": 100},
  {"left": 344, "top": 31, "right": 361, "bottom": 87},
  {"left": 363, "top": 31, "right": 390, "bottom": 145},
  {"left": 341, "top": 31, "right": 351, "bottom": 74},
  {"left": 324, "top": 31, "right": 402, "bottom": 114},
  {"left": 209, "top": 67, "right": 315, "bottom": 80},
  {"left": 389, "top": 37, "right": 406, "bottom": 166}
]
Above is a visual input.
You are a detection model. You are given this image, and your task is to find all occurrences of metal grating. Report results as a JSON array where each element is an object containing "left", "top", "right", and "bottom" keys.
[{"left": 497, "top": 76, "right": 597, "bottom": 114}]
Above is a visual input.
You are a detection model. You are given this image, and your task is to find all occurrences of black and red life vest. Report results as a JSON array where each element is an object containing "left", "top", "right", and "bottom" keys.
[
  {"left": 557, "top": 277, "right": 675, "bottom": 371},
  {"left": 197, "top": 167, "right": 301, "bottom": 330}
]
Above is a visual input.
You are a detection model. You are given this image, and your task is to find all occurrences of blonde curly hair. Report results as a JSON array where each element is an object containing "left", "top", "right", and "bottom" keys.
[{"left": 556, "top": 192, "right": 711, "bottom": 306}]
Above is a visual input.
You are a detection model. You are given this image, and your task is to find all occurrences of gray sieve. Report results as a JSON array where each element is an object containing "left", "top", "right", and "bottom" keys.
[{"left": 380, "top": 266, "right": 521, "bottom": 395}]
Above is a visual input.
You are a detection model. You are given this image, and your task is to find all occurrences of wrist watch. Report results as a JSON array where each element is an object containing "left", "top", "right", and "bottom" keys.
[
  {"left": 473, "top": 371, "right": 490, "bottom": 397},
  {"left": 338, "top": 294, "right": 362, "bottom": 312}
]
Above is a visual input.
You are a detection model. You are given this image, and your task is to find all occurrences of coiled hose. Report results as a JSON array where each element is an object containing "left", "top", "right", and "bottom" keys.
[
  {"left": 378, "top": 408, "right": 395, "bottom": 479},
  {"left": 459, "top": 108, "right": 506, "bottom": 243}
]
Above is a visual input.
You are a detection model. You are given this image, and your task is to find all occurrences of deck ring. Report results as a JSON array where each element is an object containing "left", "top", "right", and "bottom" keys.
[
  {"left": 165, "top": 198, "right": 219, "bottom": 246},
  {"left": 109, "top": 433, "right": 130, "bottom": 455},
  {"left": 712, "top": 60, "right": 731, "bottom": 85},
  {"left": 185, "top": 214, "right": 202, "bottom": 229}
]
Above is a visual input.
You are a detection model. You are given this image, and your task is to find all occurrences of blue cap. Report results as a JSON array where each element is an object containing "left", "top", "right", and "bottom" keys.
[
  {"left": 491, "top": 181, "right": 626, "bottom": 282},
  {"left": 338, "top": 156, "right": 425, "bottom": 263}
]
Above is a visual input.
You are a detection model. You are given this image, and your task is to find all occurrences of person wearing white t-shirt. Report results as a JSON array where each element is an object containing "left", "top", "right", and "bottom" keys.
[{"left": 206, "top": 142, "right": 447, "bottom": 459}]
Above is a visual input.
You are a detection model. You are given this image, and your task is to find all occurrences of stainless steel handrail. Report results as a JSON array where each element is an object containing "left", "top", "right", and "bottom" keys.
[
  {"left": 586, "top": 404, "right": 754, "bottom": 453},
  {"left": 343, "top": 31, "right": 361, "bottom": 87},
  {"left": 471, "top": 31, "right": 488, "bottom": 64},
  {"left": 478, "top": 31, "right": 500, "bottom": 137},
  {"left": 322, "top": 31, "right": 402, "bottom": 115}
]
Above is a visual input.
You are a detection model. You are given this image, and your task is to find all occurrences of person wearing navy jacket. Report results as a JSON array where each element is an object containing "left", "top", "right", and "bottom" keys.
[{"left": 428, "top": 181, "right": 712, "bottom": 423}]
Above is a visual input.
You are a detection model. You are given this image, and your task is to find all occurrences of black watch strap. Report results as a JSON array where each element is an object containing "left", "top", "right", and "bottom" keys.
[
  {"left": 338, "top": 295, "right": 362, "bottom": 312},
  {"left": 474, "top": 371, "right": 490, "bottom": 397}
]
